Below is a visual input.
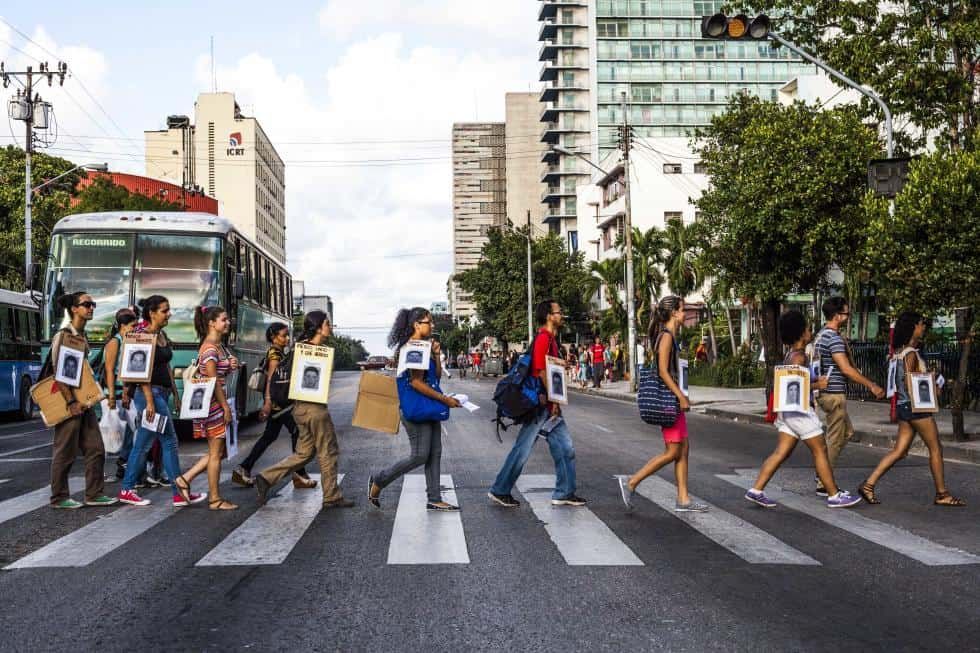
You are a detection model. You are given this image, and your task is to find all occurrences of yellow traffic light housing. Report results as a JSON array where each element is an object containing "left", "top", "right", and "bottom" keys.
[{"left": 701, "top": 13, "right": 771, "bottom": 40}]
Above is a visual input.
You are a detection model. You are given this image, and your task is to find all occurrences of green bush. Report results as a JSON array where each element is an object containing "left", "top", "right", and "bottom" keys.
[{"left": 689, "top": 347, "right": 764, "bottom": 388}]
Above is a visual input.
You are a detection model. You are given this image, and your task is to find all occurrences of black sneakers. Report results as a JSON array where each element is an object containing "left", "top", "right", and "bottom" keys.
[
  {"left": 552, "top": 495, "right": 587, "bottom": 507},
  {"left": 488, "top": 492, "right": 520, "bottom": 507}
]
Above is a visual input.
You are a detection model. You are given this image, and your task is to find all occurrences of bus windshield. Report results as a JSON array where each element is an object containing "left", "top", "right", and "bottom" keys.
[
  {"left": 45, "top": 233, "right": 134, "bottom": 342},
  {"left": 45, "top": 233, "right": 222, "bottom": 343},
  {"left": 133, "top": 234, "right": 221, "bottom": 342}
]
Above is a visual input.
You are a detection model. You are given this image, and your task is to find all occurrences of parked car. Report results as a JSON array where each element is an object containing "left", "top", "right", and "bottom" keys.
[
  {"left": 357, "top": 356, "right": 391, "bottom": 371},
  {"left": 483, "top": 356, "right": 504, "bottom": 377}
]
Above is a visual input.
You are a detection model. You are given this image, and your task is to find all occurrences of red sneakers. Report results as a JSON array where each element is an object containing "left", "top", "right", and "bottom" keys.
[
  {"left": 172, "top": 492, "right": 208, "bottom": 508},
  {"left": 117, "top": 489, "right": 150, "bottom": 506}
]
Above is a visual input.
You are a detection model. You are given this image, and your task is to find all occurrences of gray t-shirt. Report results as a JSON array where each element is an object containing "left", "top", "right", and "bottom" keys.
[{"left": 815, "top": 328, "right": 847, "bottom": 394}]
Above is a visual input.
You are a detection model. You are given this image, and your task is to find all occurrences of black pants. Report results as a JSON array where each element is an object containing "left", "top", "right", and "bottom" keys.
[{"left": 240, "top": 409, "right": 308, "bottom": 477}]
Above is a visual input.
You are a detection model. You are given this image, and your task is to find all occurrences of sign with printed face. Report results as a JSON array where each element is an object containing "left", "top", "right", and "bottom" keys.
[
  {"left": 545, "top": 356, "right": 568, "bottom": 404},
  {"left": 397, "top": 340, "right": 432, "bottom": 377},
  {"left": 288, "top": 343, "right": 334, "bottom": 404},
  {"left": 678, "top": 358, "right": 690, "bottom": 398},
  {"left": 179, "top": 376, "right": 216, "bottom": 420},
  {"left": 119, "top": 333, "right": 156, "bottom": 383},
  {"left": 907, "top": 372, "right": 938, "bottom": 413},
  {"left": 225, "top": 397, "right": 239, "bottom": 459},
  {"left": 54, "top": 333, "right": 87, "bottom": 388},
  {"left": 886, "top": 359, "right": 898, "bottom": 399},
  {"left": 773, "top": 365, "right": 810, "bottom": 413}
]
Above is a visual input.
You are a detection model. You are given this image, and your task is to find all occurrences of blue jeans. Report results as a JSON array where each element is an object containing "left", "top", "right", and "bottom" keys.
[
  {"left": 122, "top": 387, "right": 182, "bottom": 493},
  {"left": 490, "top": 411, "right": 576, "bottom": 500}
]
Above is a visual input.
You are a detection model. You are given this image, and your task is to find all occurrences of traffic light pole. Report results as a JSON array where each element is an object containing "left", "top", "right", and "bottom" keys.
[{"left": 769, "top": 32, "right": 893, "bottom": 158}]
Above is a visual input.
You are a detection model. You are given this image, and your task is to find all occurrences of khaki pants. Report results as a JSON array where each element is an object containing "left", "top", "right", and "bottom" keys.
[
  {"left": 51, "top": 408, "right": 105, "bottom": 503},
  {"left": 258, "top": 402, "right": 343, "bottom": 504},
  {"left": 816, "top": 393, "right": 854, "bottom": 467}
]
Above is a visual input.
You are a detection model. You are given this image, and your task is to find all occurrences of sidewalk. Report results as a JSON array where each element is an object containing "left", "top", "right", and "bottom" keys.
[{"left": 570, "top": 380, "right": 980, "bottom": 465}]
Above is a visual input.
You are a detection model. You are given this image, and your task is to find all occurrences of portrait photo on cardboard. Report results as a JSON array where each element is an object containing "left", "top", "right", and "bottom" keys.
[
  {"left": 179, "top": 376, "right": 216, "bottom": 420},
  {"left": 288, "top": 342, "right": 334, "bottom": 404},
  {"left": 908, "top": 372, "right": 938, "bottom": 412},
  {"left": 55, "top": 344, "right": 85, "bottom": 388},
  {"left": 396, "top": 339, "right": 432, "bottom": 376},
  {"left": 545, "top": 356, "right": 568, "bottom": 404},
  {"left": 773, "top": 365, "right": 810, "bottom": 412},
  {"left": 119, "top": 333, "right": 156, "bottom": 383}
]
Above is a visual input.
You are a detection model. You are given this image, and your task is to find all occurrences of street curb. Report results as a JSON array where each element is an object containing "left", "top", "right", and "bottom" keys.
[{"left": 570, "top": 387, "right": 980, "bottom": 465}]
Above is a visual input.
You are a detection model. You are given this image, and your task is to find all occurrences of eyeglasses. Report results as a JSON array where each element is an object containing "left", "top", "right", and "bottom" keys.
[
  {"left": 417, "top": 320, "right": 433, "bottom": 325},
  {"left": 550, "top": 311, "right": 564, "bottom": 316},
  {"left": 77, "top": 301, "right": 97, "bottom": 309}
]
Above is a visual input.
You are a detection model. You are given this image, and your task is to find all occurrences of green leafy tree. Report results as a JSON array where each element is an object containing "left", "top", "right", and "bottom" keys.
[
  {"left": 615, "top": 226, "right": 667, "bottom": 330},
  {"left": 73, "top": 176, "right": 182, "bottom": 214},
  {"left": 456, "top": 226, "right": 592, "bottom": 347},
  {"left": 694, "top": 96, "right": 880, "bottom": 374},
  {"left": 663, "top": 217, "right": 700, "bottom": 298},
  {"left": 586, "top": 258, "right": 627, "bottom": 344},
  {"left": 863, "top": 149, "right": 980, "bottom": 439},
  {"left": 326, "top": 334, "right": 370, "bottom": 371},
  {"left": 744, "top": 1, "right": 980, "bottom": 151}
]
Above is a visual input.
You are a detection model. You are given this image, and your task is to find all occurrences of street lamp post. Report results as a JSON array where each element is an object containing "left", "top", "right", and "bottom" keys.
[
  {"left": 553, "top": 144, "right": 638, "bottom": 392},
  {"left": 27, "top": 162, "right": 107, "bottom": 281}
]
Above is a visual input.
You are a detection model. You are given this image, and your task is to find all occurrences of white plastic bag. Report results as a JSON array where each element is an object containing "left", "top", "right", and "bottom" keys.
[
  {"left": 98, "top": 399, "right": 124, "bottom": 453},
  {"left": 119, "top": 404, "right": 138, "bottom": 439}
]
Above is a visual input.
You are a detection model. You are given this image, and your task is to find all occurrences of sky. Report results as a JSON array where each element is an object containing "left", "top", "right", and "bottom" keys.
[{"left": 0, "top": 1, "right": 541, "bottom": 354}]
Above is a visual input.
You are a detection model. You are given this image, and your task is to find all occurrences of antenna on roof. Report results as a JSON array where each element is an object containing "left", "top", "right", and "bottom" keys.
[{"left": 210, "top": 36, "right": 216, "bottom": 92}]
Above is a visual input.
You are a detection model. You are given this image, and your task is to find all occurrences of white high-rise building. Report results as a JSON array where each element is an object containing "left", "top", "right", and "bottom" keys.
[{"left": 145, "top": 92, "right": 286, "bottom": 263}]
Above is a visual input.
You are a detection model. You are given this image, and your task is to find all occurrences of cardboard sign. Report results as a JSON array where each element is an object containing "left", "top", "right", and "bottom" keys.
[
  {"left": 225, "top": 397, "right": 239, "bottom": 459},
  {"left": 907, "top": 372, "right": 938, "bottom": 413},
  {"left": 288, "top": 342, "right": 334, "bottom": 404},
  {"left": 773, "top": 365, "right": 810, "bottom": 413},
  {"left": 54, "top": 333, "right": 87, "bottom": 388},
  {"left": 351, "top": 371, "right": 400, "bottom": 434},
  {"left": 179, "top": 376, "right": 216, "bottom": 420},
  {"left": 545, "top": 355, "right": 568, "bottom": 404},
  {"left": 886, "top": 359, "right": 898, "bottom": 399},
  {"left": 678, "top": 358, "right": 690, "bottom": 397},
  {"left": 397, "top": 340, "right": 432, "bottom": 376},
  {"left": 31, "top": 361, "right": 105, "bottom": 427},
  {"left": 119, "top": 332, "right": 157, "bottom": 383}
]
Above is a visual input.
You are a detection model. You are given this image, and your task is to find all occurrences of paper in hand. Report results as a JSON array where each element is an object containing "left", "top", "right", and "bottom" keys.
[{"left": 141, "top": 412, "right": 167, "bottom": 433}]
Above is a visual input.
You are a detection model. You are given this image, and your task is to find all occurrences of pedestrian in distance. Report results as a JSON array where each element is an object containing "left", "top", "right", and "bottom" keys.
[
  {"left": 618, "top": 296, "right": 708, "bottom": 512},
  {"left": 814, "top": 297, "right": 885, "bottom": 495},
  {"left": 48, "top": 292, "right": 118, "bottom": 509},
  {"left": 117, "top": 296, "right": 205, "bottom": 508},
  {"left": 488, "top": 299, "right": 586, "bottom": 508},
  {"left": 255, "top": 310, "right": 354, "bottom": 510},
  {"left": 578, "top": 345, "right": 590, "bottom": 389},
  {"left": 368, "top": 308, "right": 461, "bottom": 511},
  {"left": 472, "top": 350, "right": 483, "bottom": 381},
  {"left": 102, "top": 307, "right": 140, "bottom": 481},
  {"left": 744, "top": 310, "right": 861, "bottom": 509},
  {"left": 859, "top": 312, "right": 965, "bottom": 507},
  {"left": 178, "top": 306, "right": 241, "bottom": 510},
  {"left": 590, "top": 336, "right": 605, "bottom": 389},
  {"left": 233, "top": 322, "right": 315, "bottom": 490},
  {"left": 457, "top": 352, "right": 467, "bottom": 379}
]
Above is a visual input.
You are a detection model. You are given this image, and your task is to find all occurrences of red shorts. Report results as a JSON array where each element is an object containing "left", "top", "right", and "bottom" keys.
[{"left": 662, "top": 411, "right": 689, "bottom": 443}]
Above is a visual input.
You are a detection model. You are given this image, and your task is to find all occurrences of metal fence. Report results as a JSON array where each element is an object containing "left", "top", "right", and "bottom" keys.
[{"left": 847, "top": 342, "right": 980, "bottom": 408}]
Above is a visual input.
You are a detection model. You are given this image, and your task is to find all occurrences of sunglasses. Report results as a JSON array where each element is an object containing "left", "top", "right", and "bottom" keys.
[{"left": 77, "top": 301, "right": 97, "bottom": 309}]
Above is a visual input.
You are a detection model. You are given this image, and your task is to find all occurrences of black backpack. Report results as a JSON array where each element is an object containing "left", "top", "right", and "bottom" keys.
[
  {"left": 490, "top": 332, "right": 547, "bottom": 442},
  {"left": 268, "top": 349, "right": 294, "bottom": 408}
]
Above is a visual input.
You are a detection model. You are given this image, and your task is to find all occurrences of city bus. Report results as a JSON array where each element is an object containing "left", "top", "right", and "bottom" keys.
[
  {"left": 0, "top": 289, "right": 42, "bottom": 420},
  {"left": 41, "top": 211, "right": 293, "bottom": 418}
]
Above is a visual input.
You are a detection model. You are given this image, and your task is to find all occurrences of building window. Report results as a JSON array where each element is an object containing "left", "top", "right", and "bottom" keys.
[
  {"left": 663, "top": 163, "right": 683, "bottom": 174},
  {"left": 694, "top": 161, "right": 708, "bottom": 174},
  {"left": 568, "top": 230, "right": 579, "bottom": 253},
  {"left": 664, "top": 211, "right": 683, "bottom": 223}
]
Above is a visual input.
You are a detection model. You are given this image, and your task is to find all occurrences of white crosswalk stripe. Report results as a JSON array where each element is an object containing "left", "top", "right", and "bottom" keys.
[
  {"left": 0, "top": 479, "right": 10, "bottom": 484},
  {"left": 387, "top": 474, "right": 469, "bottom": 565},
  {"left": 514, "top": 474, "right": 643, "bottom": 566},
  {"left": 717, "top": 474, "right": 980, "bottom": 566},
  {"left": 0, "top": 477, "right": 83, "bottom": 527},
  {"left": 197, "top": 474, "right": 332, "bottom": 567},
  {"left": 629, "top": 476, "right": 820, "bottom": 565},
  {"left": 5, "top": 475, "right": 222, "bottom": 569}
]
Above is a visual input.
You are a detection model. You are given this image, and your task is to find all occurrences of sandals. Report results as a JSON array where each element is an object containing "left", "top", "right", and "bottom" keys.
[
  {"left": 934, "top": 491, "right": 966, "bottom": 507},
  {"left": 209, "top": 498, "right": 238, "bottom": 511},
  {"left": 858, "top": 482, "right": 880, "bottom": 505},
  {"left": 368, "top": 476, "right": 381, "bottom": 509},
  {"left": 174, "top": 475, "right": 193, "bottom": 503}
]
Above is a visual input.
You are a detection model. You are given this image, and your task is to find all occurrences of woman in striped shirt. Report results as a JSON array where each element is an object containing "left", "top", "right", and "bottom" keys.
[{"left": 181, "top": 305, "right": 239, "bottom": 510}]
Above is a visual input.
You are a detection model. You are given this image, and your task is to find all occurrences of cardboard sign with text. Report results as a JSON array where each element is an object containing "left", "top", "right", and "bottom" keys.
[
  {"left": 32, "top": 360, "right": 105, "bottom": 427},
  {"left": 352, "top": 371, "right": 401, "bottom": 434},
  {"left": 288, "top": 343, "right": 334, "bottom": 404}
]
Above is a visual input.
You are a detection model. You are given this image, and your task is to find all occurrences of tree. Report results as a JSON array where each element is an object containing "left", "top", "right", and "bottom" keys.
[
  {"left": 326, "top": 334, "right": 370, "bottom": 371},
  {"left": 587, "top": 258, "right": 627, "bottom": 344},
  {"left": 663, "top": 217, "right": 700, "bottom": 298},
  {"left": 73, "top": 176, "right": 182, "bottom": 214},
  {"left": 619, "top": 226, "right": 667, "bottom": 330},
  {"left": 694, "top": 96, "right": 881, "bottom": 376},
  {"left": 745, "top": 1, "right": 980, "bottom": 151},
  {"left": 863, "top": 149, "right": 980, "bottom": 439},
  {"left": 456, "top": 226, "right": 592, "bottom": 347}
]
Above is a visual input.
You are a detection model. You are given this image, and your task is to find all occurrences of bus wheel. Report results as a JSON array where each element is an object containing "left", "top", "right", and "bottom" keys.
[{"left": 18, "top": 378, "right": 33, "bottom": 421}]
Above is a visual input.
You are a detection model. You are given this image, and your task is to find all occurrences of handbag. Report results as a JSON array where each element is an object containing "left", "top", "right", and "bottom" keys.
[
  {"left": 397, "top": 360, "right": 450, "bottom": 422},
  {"left": 637, "top": 331, "right": 679, "bottom": 427},
  {"left": 247, "top": 360, "right": 267, "bottom": 392}
]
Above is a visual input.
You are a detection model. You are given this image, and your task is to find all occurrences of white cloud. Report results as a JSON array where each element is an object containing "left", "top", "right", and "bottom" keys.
[
  {"left": 198, "top": 32, "right": 536, "bottom": 353},
  {"left": 318, "top": 0, "right": 536, "bottom": 42}
]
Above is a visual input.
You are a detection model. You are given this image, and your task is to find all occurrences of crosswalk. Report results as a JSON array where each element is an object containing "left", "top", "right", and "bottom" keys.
[{"left": 1, "top": 471, "right": 976, "bottom": 570}]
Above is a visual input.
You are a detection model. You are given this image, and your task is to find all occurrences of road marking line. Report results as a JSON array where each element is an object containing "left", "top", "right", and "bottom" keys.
[
  {"left": 387, "top": 474, "right": 469, "bottom": 565},
  {"left": 5, "top": 474, "right": 225, "bottom": 569},
  {"left": 196, "top": 474, "right": 332, "bottom": 567},
  {"left": 514, "top": 474, "right": 643, "bottom": 566},
  {"left": 628, "top": 475, "right": 819, "bottom": 565},
  {"left": 593, "top": 424, "right": 612, "bottom": 433},
  {"left": 0, "top": 428, "right": 48, "bottom": 442},
  {"left": 0, "top": 477, "right": 84, "bottom": 526},
  {"left": 0, "top": 457, "right": 52, "bottom": 462},
  {"left": 0, "top": 479, "right": 9, "bottom": 484},
  {"left": 0, "top": 442, "right": 52, "bottom": 457},
  {"left": 717, "top": 474, "right": 980, "bottom": 566}
]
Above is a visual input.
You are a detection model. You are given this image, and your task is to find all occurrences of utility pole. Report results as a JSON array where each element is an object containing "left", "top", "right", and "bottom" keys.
[
  {"left": 526, "top": 209, "right": 534, "bottom": 344},
  {"left": 620, "top": 91, "right": 638, "bottom": 393},
  {"left": 2, "top": 61, "right": 68, "bottom": 283}
]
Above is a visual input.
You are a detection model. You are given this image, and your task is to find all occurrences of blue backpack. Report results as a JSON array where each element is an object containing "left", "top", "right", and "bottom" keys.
[{"left": 491, "top": 333, "right": 547, "bottom": 442}]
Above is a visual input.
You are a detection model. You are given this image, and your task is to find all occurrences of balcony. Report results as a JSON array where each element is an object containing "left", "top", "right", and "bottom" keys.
[
  {"left": 541, "top": 165, "right": 587, "bottom": 184},
  {"left": 542, "top": 186, "right": 577, "bottom": 203},
  {"left": 540, "top": 80, "right": 589, "bottom": 103},
  {"left": 540, "top": 103, "right": 588, "bottom": 123},
  {"left": 544, "top": 207, "right": 577, "bottom": 224},
  {"left": 538, "top": 39, "right": 588, "bottom": 61},
  {"left": 540, "top": 121, "right": 589, "bottom": 144},
  {"left": 540, "top": 60, "right": 588, "bottom": 82},
  {"left": 539, "top": 19, "right": 589, "bottom": 41},
  {"left": 538, "top": 0, "right": 588, "bottom": 22}
]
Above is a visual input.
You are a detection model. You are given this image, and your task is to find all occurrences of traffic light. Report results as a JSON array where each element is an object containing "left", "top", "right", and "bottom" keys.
[{"left": 701, "top": 13, "right": 771, "bottom": 40}]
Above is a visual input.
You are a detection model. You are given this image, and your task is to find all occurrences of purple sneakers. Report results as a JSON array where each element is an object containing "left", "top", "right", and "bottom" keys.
[
  {"left": 827, "top": 490, "right": 862, "bottom": 508},
  {"left": 745, "top": 489, "right": 778, "bottom": 508}
]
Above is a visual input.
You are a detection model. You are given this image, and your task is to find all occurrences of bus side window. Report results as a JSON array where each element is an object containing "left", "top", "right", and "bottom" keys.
[
  {"left": 16, "top": 309, "right": 30, "bottom": 344},
  {"left": 7, "top": 308, "right": 17, "bottom": 342}
]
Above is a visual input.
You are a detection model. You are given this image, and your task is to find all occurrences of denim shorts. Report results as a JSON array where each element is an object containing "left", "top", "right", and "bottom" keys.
[{"left": 896, "top": 402, "right": 931, "bottom": 423}]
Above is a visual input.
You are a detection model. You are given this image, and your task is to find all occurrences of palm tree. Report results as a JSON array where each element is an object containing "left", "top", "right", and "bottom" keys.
[
  {"left": 613, "top": 226, "right": 667, "bottom": 332},
  {"left": 587, "top": 258, "right": 627, "bottom": 344},
  {"left": 663, "top": 217, "right": 701, "bottom": 298}
]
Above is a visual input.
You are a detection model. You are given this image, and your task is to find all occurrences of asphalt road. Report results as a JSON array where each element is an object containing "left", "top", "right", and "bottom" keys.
[{"left": 0, "top": 371, "right": 977, "bottom": 652}]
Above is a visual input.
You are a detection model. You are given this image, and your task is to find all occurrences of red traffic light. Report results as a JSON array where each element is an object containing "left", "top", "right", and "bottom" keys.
[{"left": 701, "top": 13, "right": 771, "bottom": 40}]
